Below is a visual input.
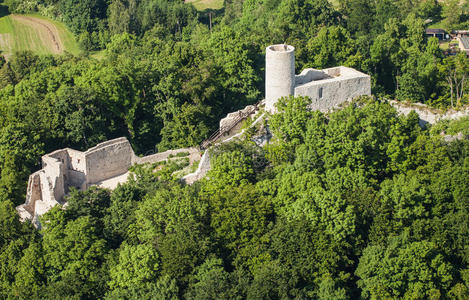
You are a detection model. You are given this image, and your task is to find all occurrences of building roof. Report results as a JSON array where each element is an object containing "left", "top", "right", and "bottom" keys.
[
  {"left": 425, "top": 28, "right": 446, "bottom": 34},
  {"left": 460, "top": 36, "right": 469, "bottom": 50}
]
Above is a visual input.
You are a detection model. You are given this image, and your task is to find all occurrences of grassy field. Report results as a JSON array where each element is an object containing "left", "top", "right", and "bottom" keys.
[
  {"left": 185, "top": 0, "right": 224, "bottom": 11},
  {"left": 439, "top": 40, "right": 459, "bottom": 50},
  {"left": 0, "top": 14, "right": 81, "bottom": 58}
]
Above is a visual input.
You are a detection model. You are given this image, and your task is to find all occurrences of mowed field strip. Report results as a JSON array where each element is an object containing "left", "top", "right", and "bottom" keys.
[
  {"left": 0, "top": 14, "right": 80, "bottom": 57},
  {"left": 185, "top": 0, "right": 224, "bottom": 11}
]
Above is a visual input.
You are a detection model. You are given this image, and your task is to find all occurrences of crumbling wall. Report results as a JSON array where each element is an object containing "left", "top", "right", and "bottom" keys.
[
  {"left": 135, "top": 148, "right": 198, "bottom": 165},
  {"left": 390, "top": 100, "right": 469, "bottom": 125},
  {"left": 47, "top": 149, "right": 70, "bottom": 170},
  {"left": 294, "top": 67, "right": 371, "bottom": 112},
  {"left": 42, "top": 156, "right": 65, "bottom": 204},
  {"left": 22, "top": 172, "right": 42, "bottom": 215},
  {"left": 182, "top": 151, "right": 211, "bottom": 184},
  {"left": 85, "top": 138, "right": 135, "bottom": 185},
  {"left": 67, "top": 149, "right": 86, "bottom": 173},
  {"left": 295, "top": 69, "right": 330, "bottom": 85}
]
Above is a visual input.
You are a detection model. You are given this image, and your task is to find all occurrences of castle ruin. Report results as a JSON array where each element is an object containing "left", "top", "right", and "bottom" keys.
[
  {"left": 265, "top": 44, "right": 371, "bottom": 113},
  {"left": 17, "top": 137, "right": 198, "bottom": 227},
  {"left": 18, "top": 44, "right": 375, "bottom": 226}
]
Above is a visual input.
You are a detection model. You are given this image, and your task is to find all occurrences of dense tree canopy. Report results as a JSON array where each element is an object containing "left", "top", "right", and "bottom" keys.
[{"left": 0, "top": 0, "right": 468, "bottom": 298}]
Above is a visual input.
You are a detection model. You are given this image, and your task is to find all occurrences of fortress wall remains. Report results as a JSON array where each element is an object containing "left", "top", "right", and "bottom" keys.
[
  {"left": 389, "top": 100, "right": 469, "bottom": 125},
  {"left": 66, "top": 149, "right": 86, "bottom": 173},
  {"left": 68, "top": 170, "right": 86, "bottom": 189},
  {"left": 295, "top": 69, "right": 330, "bottom": 85},
  {"left": 182, "top": 150, "right": 211, "bottom": 185},
  {"left": 85, "top": 137, "right": 130, "bottom": 152},
  {"left": 85, "top": 138, "right": 135, "bottom": 185},
  {"left": 36, "top": 171, "right": 56, "bottom": 214},
  {"left": 325, "top": 67, "right": 342, "bottom": 77},
  {"left": 22, "top": 171, "right": 42, "bottom": 215},
  {"left": 42, "top": 156, "right": 65, "bottom": 203},
  {"left": 46, "top": 149, "right": 70, "bottom": 173},
  {"left": 135, "top": 147, "right": 198, "bottom": 165},
  {"left": 294, "top": 71, "right": 371, "bottom": 112}
]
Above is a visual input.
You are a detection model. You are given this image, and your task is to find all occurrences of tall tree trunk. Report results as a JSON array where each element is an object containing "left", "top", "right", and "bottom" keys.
[
  {"left": 455, "top": 70, "right": 460, "bottom": 107},
  {"left": 458, "top": 75, "right": 465, "bottom": 106},
  {"left": 448, "top": 75, "right": 454, "bottom": 108}
]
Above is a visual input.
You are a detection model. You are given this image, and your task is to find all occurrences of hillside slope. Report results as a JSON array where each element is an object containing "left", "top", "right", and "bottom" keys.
[{"left": 0, "top": 14, "right": 80, "bottom": 58}]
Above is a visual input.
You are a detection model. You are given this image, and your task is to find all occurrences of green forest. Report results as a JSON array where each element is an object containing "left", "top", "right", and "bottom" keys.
[{"left": 0, "top": 0, "right": 469, "bottom": 299}]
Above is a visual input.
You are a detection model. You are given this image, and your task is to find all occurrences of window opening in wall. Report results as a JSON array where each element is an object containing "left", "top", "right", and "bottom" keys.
[{"left": 319, "top": 87, "right": 323, "bottom": 99}]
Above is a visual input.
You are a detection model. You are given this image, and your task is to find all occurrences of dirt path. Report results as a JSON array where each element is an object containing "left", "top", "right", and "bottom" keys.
[{"left": 11, "top": 15, "right": 63, "bottom": 53}]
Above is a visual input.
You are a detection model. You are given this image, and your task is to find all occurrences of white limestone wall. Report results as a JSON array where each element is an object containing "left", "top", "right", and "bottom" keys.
[
  {"left": 295, "top": 69, "right": 329, "bottom": 85},
  {"left": 390, "top": 100, "right": 469, "bottom": 125},
  {"left": 85, "top": 138, "right": 135, "bottom": 185},
  {"left": 67, "top": 149, "right": 86, "bottom": 173},
  {"left": 265, "top": 44, "right": 295, "bottom": 113},
  {"left": 219, "top": 105, "right": 257, "bottom": 129},
  {"left": 135, "top": 147, "right": 198, "bottom": 165},
  {"left": 294, "top": 67, "right": 371, "bottom": 112},
  {"left": 182, "top": 150, "right": 211, "bottom": 184},
  {"left": 47, "top": 149, "right": 70, "bottom": 170},
  {"left": 19, "top": 172, "right": 42, "bottom": 217},
  {"left": 42, "top": 156, "right": 65, "bottom": 204}
]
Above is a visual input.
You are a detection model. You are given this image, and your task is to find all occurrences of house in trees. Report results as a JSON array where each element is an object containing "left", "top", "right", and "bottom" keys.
[
  {"left": 425, "top": 28, "right": 449, "bottom": 40},
  {"left": 457, "top": 36, "right": 469, "bottom": 56},
  {"left": 452, "top": 30, "right": 469, "bottom": 38}
]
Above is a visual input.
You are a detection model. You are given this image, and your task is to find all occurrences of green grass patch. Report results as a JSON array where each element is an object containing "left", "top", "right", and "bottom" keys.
[
  {"left": 33, "top": 14, "right": 81, "bottom": 55},
  {"left": 90, "top": 50, "right": 105, "bottom": 60},
  {"left": 439, "top": 40, "right": 458, "bottom": 50},
  {"left": 328, "top": 0, "right": 340, "bottom": 8},
  {"left": 168, "top": 151, "right": 190, "bottom": 159},
  {"left": 427, "top": 20, "right": 445, "bottom": 29},
  {"left": 186, "top": 0, "right": 224, "bottom": 11},
  {"left": 0, "top": 14, "right": 81, "bottom": 57}
]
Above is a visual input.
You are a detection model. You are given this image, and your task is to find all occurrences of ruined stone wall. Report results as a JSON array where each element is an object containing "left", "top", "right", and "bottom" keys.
[
  {"left": 390, "top": 100, "right": 469, "bottom": 125},
  {"left": 84, "top": 138, "right": 135, "bottom": 185},
  {"left": 294, "top": 67, "right": 371, "bottom": 112},
  {"left": 22, "top": 172, "right": 41, "bottom": 216},
  {"left": 67, "top": 149, "right": 86, "bottom": 173},
  {"left": 47, "top": 149, "right": 70, "bottom": 170},
  {"left": 295, "top": 69, "right": 329, "bottom": 85},
  {"left": 135, "top": 148, "right": 197, "bottom": 165},
  {"left": 182, "top": 150, "right": 211, "bottom": 184},
  {"left": 42, "top": 156, "right": 65, "bottom": 204}
]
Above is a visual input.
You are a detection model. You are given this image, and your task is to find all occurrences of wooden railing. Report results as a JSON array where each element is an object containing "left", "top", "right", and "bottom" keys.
[{"left": 200, "top": 103, "right": 260, "bottom": 150}]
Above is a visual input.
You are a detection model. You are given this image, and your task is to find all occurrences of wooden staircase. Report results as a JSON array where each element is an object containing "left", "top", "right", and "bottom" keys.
[{"left": 200, "top": 102, "right": 260, "bottom": 150}]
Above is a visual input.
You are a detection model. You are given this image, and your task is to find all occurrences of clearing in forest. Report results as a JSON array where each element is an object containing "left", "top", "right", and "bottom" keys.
[
  {"left": 185, "top": 0, "right": 224, "bottom": 11},
  {"left": 0, "top": 14, "right": 80, "bottom": 58}
]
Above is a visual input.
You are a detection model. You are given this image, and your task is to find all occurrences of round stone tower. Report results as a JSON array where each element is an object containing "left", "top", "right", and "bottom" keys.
[{"left": 265, "top": 44, "right": 295, "bottom": 113}]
